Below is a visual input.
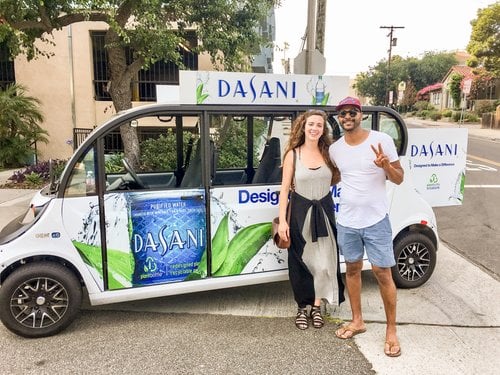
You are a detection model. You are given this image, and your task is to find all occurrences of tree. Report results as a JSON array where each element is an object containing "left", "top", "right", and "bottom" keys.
[
  {"left": 0, "top": 0, "right": 276, "bottom": 167},
  {"left": 354, "top": 52, "right": 457, "bottom": 107},
  {"left": 399, "top": 81, "right": 417, "bottom": 112},
  {"left": 354, "top": 63, "right": 387, "bottom": 105},
  {"left": 467, "top": 2, "right": 500, "bottom": 77},
  {"left": 409, "top": 52, "right": 457, "bottom": 89},
  {"left": 0, "top": 84, "right": 48, "bottom": 168},
  {"left": 470, "top": 68, "right": 496, "bottom": 101},
  {"left": 448, "top": 73, "right": 463, "bottom": 109}
]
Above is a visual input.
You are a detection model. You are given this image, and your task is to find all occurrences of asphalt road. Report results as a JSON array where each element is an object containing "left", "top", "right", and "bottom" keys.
[
  {"left": 430, "top": 133, "right": 499, "bottom": 278},
  {"left": 0, "top": 308, "right": 375, "bottom": 374}
]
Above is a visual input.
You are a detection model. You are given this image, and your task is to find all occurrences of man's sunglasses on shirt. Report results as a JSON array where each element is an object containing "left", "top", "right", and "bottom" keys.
[{"left": 338, "top": 109, "right": 360, "bottom": 118}]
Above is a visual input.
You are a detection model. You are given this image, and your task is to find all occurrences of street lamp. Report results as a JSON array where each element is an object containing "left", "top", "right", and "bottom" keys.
[{"left": 380, "top": 25, "right": 404, "bottom": 106}]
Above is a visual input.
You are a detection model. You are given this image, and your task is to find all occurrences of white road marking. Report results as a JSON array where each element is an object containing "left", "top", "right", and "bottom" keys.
[{"left": 465, "top": 185, "right": 500, "bottom": 188}]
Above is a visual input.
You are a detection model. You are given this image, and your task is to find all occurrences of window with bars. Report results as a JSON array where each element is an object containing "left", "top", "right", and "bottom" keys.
[
  {"left": 0, "top": 42, "right": 15, "bottom": 89},
  {"left": 91, "top": 31, "right": 198, "bottom": 102}
]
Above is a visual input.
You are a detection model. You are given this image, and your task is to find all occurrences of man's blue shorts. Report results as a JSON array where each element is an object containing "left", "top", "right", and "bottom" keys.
[{"left": 337, "top": 215, "right": 396, "bottom": 268}]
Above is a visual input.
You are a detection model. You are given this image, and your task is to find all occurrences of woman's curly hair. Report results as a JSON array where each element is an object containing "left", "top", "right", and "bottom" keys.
[{"left": 284, "top": 110, "right": 340, "bottom": 184}]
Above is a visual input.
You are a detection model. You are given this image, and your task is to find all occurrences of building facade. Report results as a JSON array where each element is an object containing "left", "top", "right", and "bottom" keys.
[{"left": 2, "top": 11, "right": 275, "bottom": 162}]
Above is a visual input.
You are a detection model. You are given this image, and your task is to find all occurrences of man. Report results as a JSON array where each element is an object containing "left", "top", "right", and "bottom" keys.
[{"left": 329, "top": 96, "right": 404, "bottom": 357}]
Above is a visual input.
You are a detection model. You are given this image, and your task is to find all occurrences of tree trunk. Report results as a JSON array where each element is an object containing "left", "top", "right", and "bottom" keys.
[{"left": 105, "top": 30, "right": 141, "bottom": 169}]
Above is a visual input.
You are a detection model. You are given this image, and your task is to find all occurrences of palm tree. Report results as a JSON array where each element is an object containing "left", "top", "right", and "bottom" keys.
[{"left": 0, "top": 84, "right": 47, "bottom": 168}]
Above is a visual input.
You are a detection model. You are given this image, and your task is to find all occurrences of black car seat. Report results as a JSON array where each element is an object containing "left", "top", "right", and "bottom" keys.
[
  {"left": 180, "top": 138, "right": 216, "bottom": 188},
  {"left": 252, "top": 137, "right": 282, "bottom": 184}
]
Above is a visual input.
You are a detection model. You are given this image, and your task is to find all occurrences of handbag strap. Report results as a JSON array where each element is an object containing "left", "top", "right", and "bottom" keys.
[{"left": 286, "top": 149, "right": 297, "bottom": 223}]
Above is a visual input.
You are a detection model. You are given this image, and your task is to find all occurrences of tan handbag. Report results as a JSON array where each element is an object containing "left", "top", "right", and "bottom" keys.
[{"left": 272, "top": 149, "right": 296, "bottom": 249}]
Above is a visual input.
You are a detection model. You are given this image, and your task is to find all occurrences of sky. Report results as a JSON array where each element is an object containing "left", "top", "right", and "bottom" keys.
[{"left": 273, "top": 0, "right": 496, "bottom": 77}]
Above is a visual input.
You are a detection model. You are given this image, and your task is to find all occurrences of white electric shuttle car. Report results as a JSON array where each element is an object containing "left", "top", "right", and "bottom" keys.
[{"left": 0, "top": 104, "right": 438, "bottom": 337}]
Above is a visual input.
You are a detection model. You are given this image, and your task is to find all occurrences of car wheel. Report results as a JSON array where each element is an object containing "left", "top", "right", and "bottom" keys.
[
  {"left": 391, "top": 232, "right": 436, "bottom": 289},
  {"left": 0, "top": 262, "right": 82, "bottom": 338}
]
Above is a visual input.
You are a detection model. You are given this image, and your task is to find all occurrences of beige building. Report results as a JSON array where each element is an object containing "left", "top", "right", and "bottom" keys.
[
  {"left": 2, "top": 5, "right": 277, "bottom": 164},
  {"left": 11, "top": 22, "right": 217, "bottom": 161}
]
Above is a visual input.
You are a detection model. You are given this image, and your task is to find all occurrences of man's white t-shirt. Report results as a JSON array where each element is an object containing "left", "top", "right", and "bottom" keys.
[{"left": 329, "top": 130, "right": 399, "bottom": 229}]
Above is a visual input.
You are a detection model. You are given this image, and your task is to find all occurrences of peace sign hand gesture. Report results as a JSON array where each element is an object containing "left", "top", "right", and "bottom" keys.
[{"left": 371, "top": 143, "right": 390, "bottom": 169}]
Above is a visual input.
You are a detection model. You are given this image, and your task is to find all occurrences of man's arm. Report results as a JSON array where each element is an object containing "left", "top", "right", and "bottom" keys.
[{"left": 384, "top": 160, "right": 404, "bottom": 185}]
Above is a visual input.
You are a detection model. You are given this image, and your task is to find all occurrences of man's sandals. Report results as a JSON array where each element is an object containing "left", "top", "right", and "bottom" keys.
[
  {"left": 334, "top": 324, "right": 367, "bottom": 339},
  {"left": 384, "top": 341, "right": 401, "bottom": 357},
  {"left": 336, "top": 325, "right": 401, "bottom": 357}
]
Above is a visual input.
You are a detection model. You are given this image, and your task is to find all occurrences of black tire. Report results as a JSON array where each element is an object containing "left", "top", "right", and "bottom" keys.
[
  {"left": 0, "top": 262, "right": 82, "bottom": 338},
  {"left": 391, "top": 232, "right": 437, "bottom": 289}
]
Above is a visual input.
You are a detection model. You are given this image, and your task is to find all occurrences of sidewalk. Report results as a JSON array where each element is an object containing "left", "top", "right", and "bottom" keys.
[
  {"left": 0, "top": 168, "right": 15, "bottom": 186},
  {"left": 405, "top": 116, "right": 500, "bottom": 141}
]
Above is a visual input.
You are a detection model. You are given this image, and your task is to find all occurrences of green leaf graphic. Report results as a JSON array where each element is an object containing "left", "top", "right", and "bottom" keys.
[
  {"left": 321, "top": 92, "right": 330, "bottom": 105},
  {"left": 196, "top": 84, "right": 209, "bottom": 104},
  {"left": 211, "top": 213, "right": 230, "bottom": 273},
  {"left": 73, "top": 241, "right": 134, "bottom": 290},
  {"left": 213, "top": 222, "right": 272, "bottom": 276},
  {"left": 185, "top": 213, "right": 230, "bottom": 280}
]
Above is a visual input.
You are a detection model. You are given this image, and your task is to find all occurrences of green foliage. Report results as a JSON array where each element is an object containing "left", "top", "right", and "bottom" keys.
[
  {"left": 7, "top": 159, "right": 67, "bottom": 186},
  {"left": 140, "top": 131, "right": 193, "bottom": 171},
  {"left": 465, "top": 113, "right": 479, "bottom": 122},
  {"left": 355, "top": 52, "right": 457, "bottom": 105},
  {"left": 414, "top": 101, "right": 434, "bottom": 111},
  {"left": 0, "top": 84, "right": 47, "bottom": 168},
  {"left": 470, "top": 69, "right": 496, "bottom": 100},
  {"left": 105, "top": 153, "right": 125, "bottom": 173},
  {"left": 410, "top": 52, "right": 458, "bottom": 89},
  {"left": 354, "top": 69, "right": 387, "bottom": 105},
  {"left": 399, "top": 81, "right": 417, "bottom": 112},
  {"left": 52, "top": 160, "right": 67, "bottom": 179},
  {"left": 24, "top": 172, "right": 43, "bottom": 187},
  {"left": 451, "top": 111, "right": 480, "bottom": 123},
  {"left": 467, "top": 2, "right": 500, "bottom": 77},
  {"left": 474, "top": 100, "right": 497, "bottom": 115},
  {"left": 213, "top": 117, "right": 267, "bottom": 169},
  {"left": 429, "top": 112, "right": 442, "bottom": 121},
  {"left": 442, "top": 110, "right": 453, "bottom": 118},
  {"left": 417, "top": 110, "right": 430, "bottom": 119},
  {"left": 448, "top": 73, "right": 463, "bottom": 108}
]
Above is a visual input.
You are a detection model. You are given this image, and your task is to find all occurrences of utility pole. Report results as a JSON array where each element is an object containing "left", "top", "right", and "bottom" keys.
[
  {"left": 293, "top": 0, "right": 326, "bottom": 74},
  {"left": 315, "top": 0, "right": 327, "bottom": 54},
  {"left": 380, "top": 25, "right": 404, "bottom": 105}
]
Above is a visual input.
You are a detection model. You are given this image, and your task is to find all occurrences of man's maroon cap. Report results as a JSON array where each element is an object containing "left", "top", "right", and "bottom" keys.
[{"left": 337, "top": 96, "right": 361, "bottom": 111}]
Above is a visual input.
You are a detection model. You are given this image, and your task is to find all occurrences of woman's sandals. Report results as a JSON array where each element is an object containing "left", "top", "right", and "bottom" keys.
[
  {"left": 295, "top": 306, "right": 325, "bottom": 330},
  {"left": 310, "top": 305, "right": 324, "bottom": 329},
  {"left": 295, "top": 308, "right": 309, "bottom": 330}
]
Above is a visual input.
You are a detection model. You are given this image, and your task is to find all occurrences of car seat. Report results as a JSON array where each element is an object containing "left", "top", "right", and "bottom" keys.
[
  {"left": 252, "top": 137, "right": 282, "bottom": 184},
  {"left": 180, "top": 139, "right": 216, "bottom": 188}
]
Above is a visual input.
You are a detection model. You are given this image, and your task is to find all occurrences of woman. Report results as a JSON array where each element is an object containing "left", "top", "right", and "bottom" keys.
[{"left": 277, "top": 110, "right": 345, "bottom": 330}]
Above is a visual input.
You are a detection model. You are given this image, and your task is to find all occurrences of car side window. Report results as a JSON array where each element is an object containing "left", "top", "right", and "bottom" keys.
[
  {"left": 64, "top": 144, "right": 97, "bottom": 197},
  {"left": 209, "top": 113, "right": 292, "bottom": 186},
  {"left": 379, "top": 113, "right": 403, "bottom": 155},
  {"left": 104, "top": 114, "right": 200, "bottom": 191}
]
